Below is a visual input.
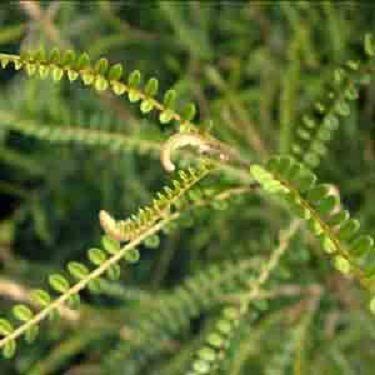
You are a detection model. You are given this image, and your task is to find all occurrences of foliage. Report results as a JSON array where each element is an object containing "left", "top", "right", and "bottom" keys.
[{"left": 0, "top": 2, "right": 374, "bottom": 375}]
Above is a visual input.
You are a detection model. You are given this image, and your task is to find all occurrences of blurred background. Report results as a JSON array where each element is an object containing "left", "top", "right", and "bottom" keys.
[{"left": 0, "top": 1, "right": 375, "bottom": 374}]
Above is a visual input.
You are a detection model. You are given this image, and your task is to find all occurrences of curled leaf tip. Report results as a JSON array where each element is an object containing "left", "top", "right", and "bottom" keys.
[
  {"left": 99, "top": 210, "right": 123, "bottom": 241},
  {"left": 160, "top": 133, "right": 224, "bottom": 173}
]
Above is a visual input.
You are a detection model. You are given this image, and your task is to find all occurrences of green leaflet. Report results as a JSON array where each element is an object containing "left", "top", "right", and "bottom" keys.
[
  {"left": 67, "top": 262, "right": 90, "bottom": 280},
  {"left": 144, "top": 234, "right": 160, "bottom": 249},
  {"left": 30, "top": 289, "right": 51, "bottom": 308},
  {"left": 145, "top": 77, "right": 159, "bottom": 96},
  {"left": 0, "top": 320, "right": 14, "bottom": 336},
  {"left": 101, "top": 235, "right": 121, "bottom": 255},
  {"left": 48, "top": 274, "right": 70, "bottom": 293},
  {"left": 12, "top": 305, "right": 33, "bottom": 322}
]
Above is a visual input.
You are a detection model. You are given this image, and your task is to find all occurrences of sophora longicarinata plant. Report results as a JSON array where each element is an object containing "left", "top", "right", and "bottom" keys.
[{"left": 0, "top": 31, "right": 374, "bottom": 375}]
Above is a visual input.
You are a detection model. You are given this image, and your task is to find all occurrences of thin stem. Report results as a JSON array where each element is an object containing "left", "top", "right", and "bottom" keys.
[{"left": 239, "top": 219, "right": 301, "bottom": 315}]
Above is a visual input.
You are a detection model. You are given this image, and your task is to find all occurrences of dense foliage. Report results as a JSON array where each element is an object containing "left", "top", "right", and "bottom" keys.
[{"left": 0, "top": 2, "right": 375, "bottom": 374}]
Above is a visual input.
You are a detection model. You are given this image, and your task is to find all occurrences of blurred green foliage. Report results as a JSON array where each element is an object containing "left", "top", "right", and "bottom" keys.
[{"left": 0, "top": 1, "right": 375, "bottom": 374}]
